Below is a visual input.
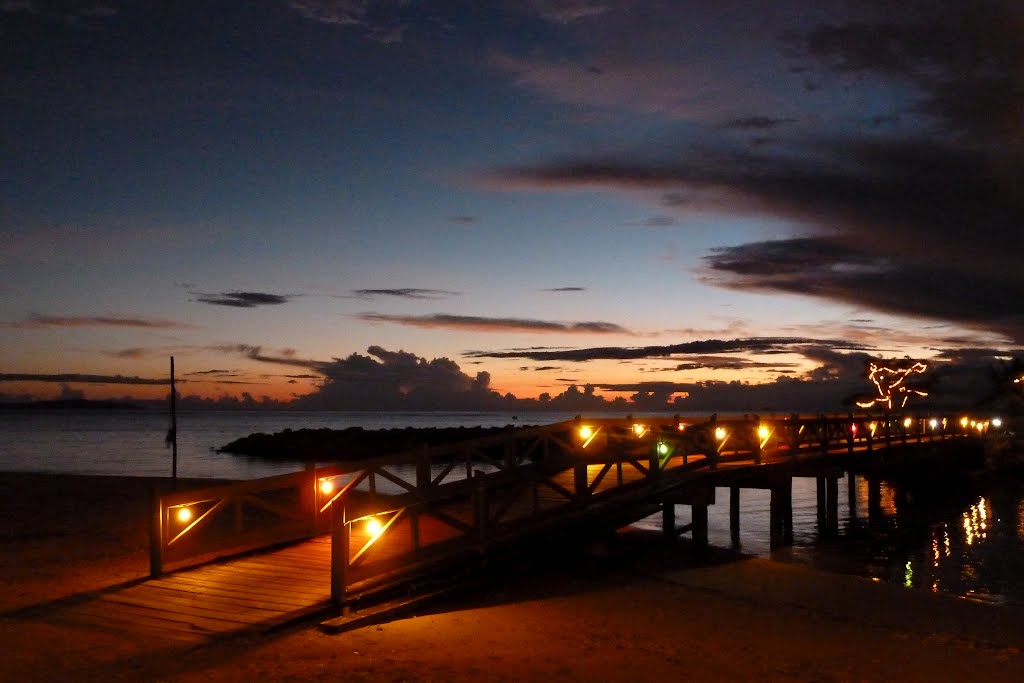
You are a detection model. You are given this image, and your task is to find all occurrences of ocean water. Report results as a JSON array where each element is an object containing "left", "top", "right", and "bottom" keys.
[{"left": 2, "top": 408, "right": 1022, "bottom": 607}]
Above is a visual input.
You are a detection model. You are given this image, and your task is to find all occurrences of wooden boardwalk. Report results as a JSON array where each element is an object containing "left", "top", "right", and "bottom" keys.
[
  {"left": 13, "top": 413, "right": 989, "bottom": 643},
  {"left": 16, "top": 537, "right": 332, "bottom": 644}
]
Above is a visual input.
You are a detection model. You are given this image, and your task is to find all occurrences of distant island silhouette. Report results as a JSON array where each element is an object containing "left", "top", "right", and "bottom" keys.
[{"left": 0, "top": 398, "right": 147, "bottom": 411}]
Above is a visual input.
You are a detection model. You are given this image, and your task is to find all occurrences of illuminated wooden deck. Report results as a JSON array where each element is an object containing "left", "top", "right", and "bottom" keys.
[
  {"left": 20, "top": 537, "right": 332, "bottom": 644},
  {"left": 14, "top": 413, "right": 991, "bottom": 643}
]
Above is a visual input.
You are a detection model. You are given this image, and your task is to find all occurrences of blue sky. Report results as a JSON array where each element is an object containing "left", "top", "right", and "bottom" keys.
[{"left": 1, "top": 1, "right": 1021, "bottom": 410}]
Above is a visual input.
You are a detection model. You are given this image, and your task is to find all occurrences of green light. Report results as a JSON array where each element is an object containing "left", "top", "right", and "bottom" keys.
[{"left": 657, "top": 441, "right": 670, "bottom": 456}]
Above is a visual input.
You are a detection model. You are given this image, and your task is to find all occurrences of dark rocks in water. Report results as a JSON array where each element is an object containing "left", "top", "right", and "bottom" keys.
[{"left": 218, "top": 424, "right": 526, "bottom": 461}]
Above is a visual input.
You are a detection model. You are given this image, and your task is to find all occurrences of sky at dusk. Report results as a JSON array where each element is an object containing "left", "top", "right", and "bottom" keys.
[{"left": 2, "top": 1, "right": 1023, "bottom": 411}]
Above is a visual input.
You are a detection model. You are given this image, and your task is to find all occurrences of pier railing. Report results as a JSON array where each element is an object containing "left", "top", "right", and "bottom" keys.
[
  {"left": 151, "top": 412, "right": 990, "bottom": 593},
  {"left": 149, "top": 423, "right": 578, "bottom": 576}
]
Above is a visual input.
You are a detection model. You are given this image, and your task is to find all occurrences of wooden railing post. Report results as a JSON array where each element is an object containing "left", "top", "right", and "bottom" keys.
[
  {"left": 648, "top": 448, "right": 660, "bottom": 479},
  {"left": 416, "top": 451, "right": 431, "bottom": 490},
  {"left": 474, "top": 470, "right": 489, "bottom": 543},
  {"left": 574, "top": 463, "right": 589, "bottom": 500},
  {"left": 302, "top": 463, "right": 317, "bottom": 533},
  {"left": 150, "top": 488, "right": 164, "bottom": 578},
  {"left": 846, "top": 412, "right": 855, "bottom": 455},
  {"left": 330, "top": 499, "right": 349, "bottom": 608},
  {"left": 752, "top": 415, "right": 761, "bottom": 465}
]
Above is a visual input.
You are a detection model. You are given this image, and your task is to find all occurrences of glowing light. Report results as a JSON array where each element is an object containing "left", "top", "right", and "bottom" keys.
[
  {"left": 714, "top": 427, "right": 727, "bottom": 441},
  {"left": 758, "top": 425, "right": 770, "bottom": 440},
  {"left": 578, "top": 425, "right": 599, "bottom": 448},
  {"left": 856, "top": 361, "right": 928, "bottom": 410},
  {"left": 928, "top": 418, "right": 938, "bottom": 430},
  {"left": 657, "top": 441, "right": 670, "bottom": 457},
  {"left": 365, "top": 518, "right": 383, "bottom": 536},
  {"left": 903, "top": 417, "right": 913, "bottom": 428},
  {"left": 992, "top": 417, "right": 1003, "bottom": 428},
  {"left": 176, "top": 507, "right": 192, "bottom": 523},
  {"left": 850, "top": 423, "right": 857, "bottom": 435},
  {"left": 676, "top": 422, "right": 687, "bottom": 432},
  {"left": 960, "top": 416, "right": 970, "bottom": 428},
  {"left": 319, "top": 479, "right": 335, "bottom": 495},
  {"left": 632, "top": 423, "right": 648, "bottom": 438},
  {"left": 868, "top": 422, "right": 877, "bottom": 436}
]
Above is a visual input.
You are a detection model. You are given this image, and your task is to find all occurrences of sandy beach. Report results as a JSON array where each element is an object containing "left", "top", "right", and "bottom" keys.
[{"left": 2, "top": 471, "right": 1023, "bottom": 682}]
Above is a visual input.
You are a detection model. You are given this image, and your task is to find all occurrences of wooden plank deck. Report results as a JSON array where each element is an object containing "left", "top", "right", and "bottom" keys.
[
  {"left": 18, "top": 536, "right": 334, "bottom": 644},
  {"left": 16, "top": 428, "right": 975, "bottom": 644}
]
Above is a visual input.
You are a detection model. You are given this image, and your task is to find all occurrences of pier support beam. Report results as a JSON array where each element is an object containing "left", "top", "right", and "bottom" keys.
[
  {"left": 769, "top": 479, "right": 793, "bottom": 549},
  {"left": 867, "top": 477, "right": 882, "bottom": 525},
  {"left": 815, "top": 476, "right": 839, "bottom": 537},
  {"left": 662, "top": 503, "right": 675, "bottom": 538},
  {"left": 330, "top": 502, "right": 350, "bottom": 610},
  {"left": 729, "top": 486, "right": 741, "bottom": 547}
]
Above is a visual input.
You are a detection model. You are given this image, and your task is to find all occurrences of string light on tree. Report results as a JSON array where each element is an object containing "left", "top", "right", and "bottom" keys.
[{"left": 855, "top": 361, "right": 929, "bottom": 410}]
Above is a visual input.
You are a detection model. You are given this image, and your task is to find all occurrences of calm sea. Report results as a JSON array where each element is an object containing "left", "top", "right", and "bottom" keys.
[{"left": 2, "top": 408, "right": 1022, "bottom": 607}]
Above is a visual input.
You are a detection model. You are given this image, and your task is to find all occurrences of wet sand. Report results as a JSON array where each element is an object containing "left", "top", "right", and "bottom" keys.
[{"left": 1, "top": 472, "right": 1022, "bottom": 681}]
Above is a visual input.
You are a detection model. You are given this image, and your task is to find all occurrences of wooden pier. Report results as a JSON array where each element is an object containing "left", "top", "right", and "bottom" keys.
[{"left": 15, "top": 412, "right": 991, "bottom": 642}]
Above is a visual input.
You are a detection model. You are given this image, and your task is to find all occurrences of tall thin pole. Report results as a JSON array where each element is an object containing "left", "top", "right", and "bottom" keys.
[{"left": 169, "top": 356, "right": 178, "bottom": 489}]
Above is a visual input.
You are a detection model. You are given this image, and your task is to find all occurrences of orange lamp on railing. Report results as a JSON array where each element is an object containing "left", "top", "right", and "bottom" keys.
[
  {"left": 319, "top": 478, "right": 336, "bottom": 495},
  {"left": 365, "top": 517, "right": 383, "bottom": 537},
  {"left": 175, "top": 506, "right": 192, "bottom": 523},
  {"left": 632, "top": 423, "right": 649, "bottom": 438},
  {"left": 576, "top": 424, "right": 605, "bottom": 449}
]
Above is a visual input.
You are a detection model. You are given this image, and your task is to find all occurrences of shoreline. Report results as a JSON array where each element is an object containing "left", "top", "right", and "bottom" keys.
[{"left": 2, "top": 472, "right": 1023, "bottom": 681}]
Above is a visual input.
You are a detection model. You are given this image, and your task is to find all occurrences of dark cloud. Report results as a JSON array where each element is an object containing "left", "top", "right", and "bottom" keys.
[
  {"left": 0, "top": 372, "right": 171, "bottom": 385},
  {"left": 0, "top": 0, "right": 119, "bottom": 28},
  {"left": 671, "top": 356, "right": 800, "bottom": 372},
  {"left": 527, "top": 0, "right": 616, "bottom": 24},
  {"left": 449, "top": 215, "right": 479, "bottom": 224},
  {"left": 350, "top": 289, "right": 459, "bottom": 300},
  {"left": 788, "top": 2, "right": 1024, "bottom": 145},
  {"left": 289, "top": 346, "right": 502, "bottom": 411},
  {"left": 482, "top": 2, "right": 1024, "bottom": 343},
  {"left": 626, "top": 215, "right": 675, "bottom": 227},
  {"left": 725, "top": 116, "right": 797, "bottom": 130},
  {"left": 5, "top": 314, "right": 191, "bottom": 329},
  {"left": 703, "top": 237, "right": 1024, "bottom": 340},
  {"left": 465, "top": 336, "right": 869, "bottom": 362},
  {"left": 233, "top": 344, "right": 328, "bottom": 372},
  {"left": 541, "top": 286, "right": 586, "bottom": 292},
  {"left": 359, "top": 313, "right": 631, "bottom": 335},
  {"left": 193, "top": 291, "right": 292, "bottom": 308},
  {"left": 286, "top": 0, "right": 418, "bottom": 43},
  {"left": 101, "top": 348, "right": 148, "bottom": 359}
]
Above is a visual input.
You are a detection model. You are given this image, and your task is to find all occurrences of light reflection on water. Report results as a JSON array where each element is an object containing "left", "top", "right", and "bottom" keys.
[{"left": 2, "top": 409, "right": 1022, "bottom": 606}]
